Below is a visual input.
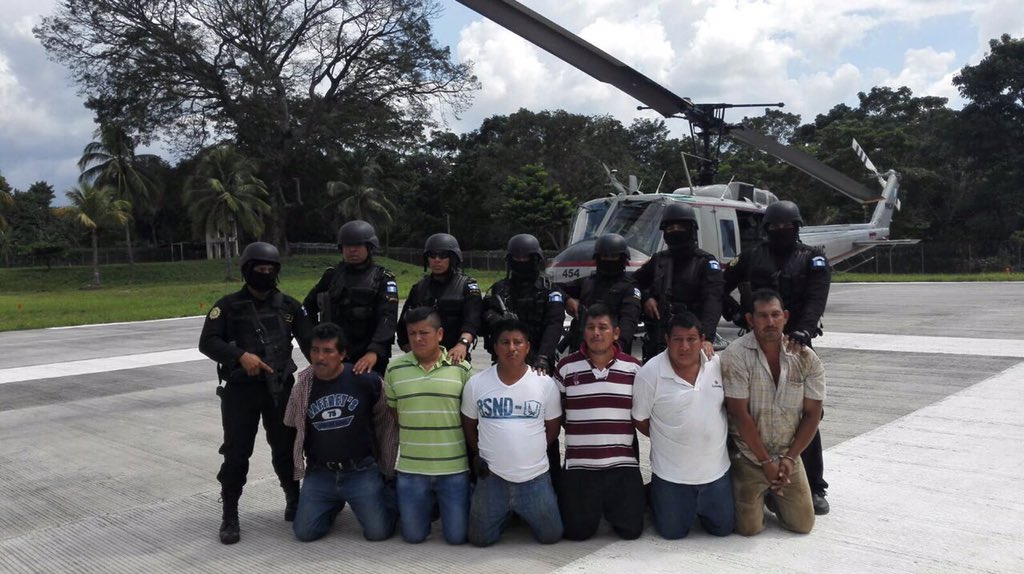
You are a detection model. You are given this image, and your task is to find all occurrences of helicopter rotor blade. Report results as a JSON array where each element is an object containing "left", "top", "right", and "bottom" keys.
[
  {"left": 456, "top": 0, "right": 880, "bottom": 204},
  {"left": 729, "top": 127, "right": 878, "bottom": 204},
  {"left": 455, "top": 0, "right": 706, "bottom": 123}
]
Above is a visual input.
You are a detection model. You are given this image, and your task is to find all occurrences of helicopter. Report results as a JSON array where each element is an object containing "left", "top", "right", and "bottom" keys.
[{"left": 454, "top": 0, "right": 917, "bottom": 284}]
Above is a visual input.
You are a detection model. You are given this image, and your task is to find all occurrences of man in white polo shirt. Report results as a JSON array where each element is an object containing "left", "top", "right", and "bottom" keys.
[
  {"left": 632, "top": 311, "right": 734, "bottom": 539},
  {"left": 461, "top": 318, "right": 563, "bottom": 546}
]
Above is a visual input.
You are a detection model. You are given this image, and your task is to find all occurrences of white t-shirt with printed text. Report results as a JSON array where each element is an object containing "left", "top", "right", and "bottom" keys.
[{"left": 461, "top": 366, "right": 562, "bottom": 483}]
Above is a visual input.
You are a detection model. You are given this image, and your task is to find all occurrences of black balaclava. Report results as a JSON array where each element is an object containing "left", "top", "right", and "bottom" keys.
[
  {"left": 509, "top": 259, "right": 539, "bottom": 282},
  {"left": 244, "top": 263, "right": 279, "bottom": 292},
  {"left": 767, "top": 227, "right": 799, "bottom": 253},
  {"left": 664, "top": 226, "right": 697, "bottom": 257},
  {"left": 596, "top": 258, "right": 626, "bottom": 278}
]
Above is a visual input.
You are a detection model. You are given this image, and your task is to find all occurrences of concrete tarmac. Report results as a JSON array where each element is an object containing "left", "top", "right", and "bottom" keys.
[{"left": 1, "top": 282, "right": 1022, "bottom": 573}]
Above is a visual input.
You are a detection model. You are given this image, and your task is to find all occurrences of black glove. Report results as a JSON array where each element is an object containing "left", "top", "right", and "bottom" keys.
[
  {"left": 788, "top": 330, "right": 812, "bottom": 348},
  {"left": 472, "top": 457, "right": 491, "bottom": 479},
  {"left": 533, "top": 355, "right": 552, "bottom": 374}
]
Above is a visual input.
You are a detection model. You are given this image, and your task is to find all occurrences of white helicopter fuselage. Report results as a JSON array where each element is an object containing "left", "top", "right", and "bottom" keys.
[{"left": 547, "top": 172, "right": 902, "bottom": 284}]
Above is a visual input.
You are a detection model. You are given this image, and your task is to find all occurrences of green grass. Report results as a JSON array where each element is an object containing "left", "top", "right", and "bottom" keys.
[
  {"left": 0, "top": 256, "right": 505, "bottom": 331},
  {"left": 3, "top": 258, "right": 1021, "bottom": 331}
]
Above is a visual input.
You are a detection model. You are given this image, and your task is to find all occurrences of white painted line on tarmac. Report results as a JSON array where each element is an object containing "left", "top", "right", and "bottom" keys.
[
  {"left": 816, "top": 331, "right": 1024, "bottom": 358},
  {"left": 3, "top": 330, "right": 1023, "bottom": 386},
  {"left": 47, "top": 315, "right": 203, "bottom": 330},
  {"left": 0, "top": 348, "right": 204, "bottom": 385}
]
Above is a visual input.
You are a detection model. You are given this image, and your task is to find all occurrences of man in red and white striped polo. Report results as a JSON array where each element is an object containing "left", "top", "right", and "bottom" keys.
[{"left": 553, "top": 303, "right": 644, "bottom": 540}]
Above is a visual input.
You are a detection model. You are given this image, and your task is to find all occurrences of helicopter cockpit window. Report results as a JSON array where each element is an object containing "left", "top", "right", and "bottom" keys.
[
  {"left": 719, "top": 219, "right": 738, "bottom": 258},
  {"left": 571, "top": 200, "right": 611, "bottom": 243},
  {"left": 602, "top": 200, "right": 665, "bottom": 255}
]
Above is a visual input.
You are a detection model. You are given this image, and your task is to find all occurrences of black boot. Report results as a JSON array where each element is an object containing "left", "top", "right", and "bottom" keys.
[
  {"left": 283, "top": 480, "right": 300, "bottom": 522},
  {"left": 219, "top": 494, "right": 240, "bottom": 545}
]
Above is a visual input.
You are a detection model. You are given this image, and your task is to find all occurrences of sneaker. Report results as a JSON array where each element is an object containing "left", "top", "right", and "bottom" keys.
[{"left": 812, "top": 491, "right": 830, "bottom": 515}]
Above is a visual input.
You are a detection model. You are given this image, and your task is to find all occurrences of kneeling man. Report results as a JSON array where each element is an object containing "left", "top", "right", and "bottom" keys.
[
  {"left": 284, "top": 322, "right": 398, "bottom": 541},
  {"left": 721, "top": 288, "right": 825, "bottom": 535},
  {"left": 462, "top": 319, "right": 563, "bottom": 546},
  {"left": 632, "top": 311, "right": 734, "bottom": 539}
]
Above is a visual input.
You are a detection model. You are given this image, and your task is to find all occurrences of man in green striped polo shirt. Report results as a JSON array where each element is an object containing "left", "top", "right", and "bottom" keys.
[{"left": 385, "top": 306, "right": 473, "bottom": 544}]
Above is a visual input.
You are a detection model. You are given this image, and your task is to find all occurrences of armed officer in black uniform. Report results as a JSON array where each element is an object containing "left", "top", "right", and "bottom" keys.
[
  {"left": 481, "top": 234, "right": 564, "bottom": 375},
  {"left": 561, "top": 233, "right": 642, "bottom": 354},
  {"left": 634, "top": 203, "right": 724, "bottom": 362},
  {"left": 722, "top": 200, "right": 832, "bottom": 515},
  {"left": 397, "top": 233, "right": 482, "bottom": 364},
  {"left": 199, "top": 242, "right": 313, "bottom": 545},
  {"left": 302, "top": 220, "right": 399, "bottom": 375}
]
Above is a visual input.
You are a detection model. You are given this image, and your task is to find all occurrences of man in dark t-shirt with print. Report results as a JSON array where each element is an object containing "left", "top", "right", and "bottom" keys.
[{"left": 284, "top": 322, "right": 398, "bottom": 542}]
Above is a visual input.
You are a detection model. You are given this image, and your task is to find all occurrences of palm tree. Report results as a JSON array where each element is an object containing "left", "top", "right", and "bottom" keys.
[
  {"left": 78, "top": 124, "right": 157, "bottom": 265},
  {"left": 61, "top": 183, "right": 132, "bottom": 286},
  {"left": 326, "top": 155, "right": 398, "bottom": 248},
  {"left": 185, "top": 145, "right": 271, "bottom": 280}
]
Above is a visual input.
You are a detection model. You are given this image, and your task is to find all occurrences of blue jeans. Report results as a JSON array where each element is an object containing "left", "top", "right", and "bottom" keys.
[
  {"left": 396, "top": 471, "right": 470, "bottom": 544},
  {"left": 468, "top": 471, "right": 562, "bottom": 547},
  {"left": 293, "top": 460, "right": 396, "bottom": 542},
  {"left": 651, "top": 472, "right": 735, "bottom": 539}
]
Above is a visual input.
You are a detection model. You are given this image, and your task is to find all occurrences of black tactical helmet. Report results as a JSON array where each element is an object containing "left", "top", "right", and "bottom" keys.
[
  {"left": 337, "top": 220, "right": 380, "bottom": 250},
  {"left": 239, "top": 241, "right": 280, "bottom": 269},
  {"left": 424, "top": 233, "right": 462, "bottom": 264},
  {"left": 507, "top": 234, "right": 543, "bottom": 260},
  {"left": 593, "top": 233, "right": 630, "bottom": 260},
  {"left": 660, "top": 202, "right": 699, "bottom": 230},
  {"left": 763, "top": 200, "right": 804, "bottom": 227}
]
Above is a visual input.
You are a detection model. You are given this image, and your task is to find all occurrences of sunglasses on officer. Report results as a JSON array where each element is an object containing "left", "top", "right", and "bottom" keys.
[{"left": 426, "top": 251, "right": 451, "bottom": 260}]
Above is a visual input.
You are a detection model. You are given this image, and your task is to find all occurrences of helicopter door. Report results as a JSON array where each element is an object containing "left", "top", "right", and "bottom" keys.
[{"left": 697, "top": 207, "right": 740, "bottom": 264}]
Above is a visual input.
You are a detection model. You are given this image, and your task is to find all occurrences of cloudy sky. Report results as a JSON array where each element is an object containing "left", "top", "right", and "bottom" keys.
[{"left": 1, "top": 0, "right": 1022, "bottom": 199}]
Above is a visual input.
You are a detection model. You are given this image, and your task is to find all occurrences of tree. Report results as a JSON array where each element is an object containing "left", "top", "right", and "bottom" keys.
[
  {"left": 498, "top": 164, "right": 575, "bottom": 250},
  {"left": 78, "top": 123, "right": 159, "bottom": 264},
  {"left": 36, "top": 0, "right": 477, "bottom": 246},
  {"left": 0, "top": 173, "right": 13, "bottom": 261},
  {"left": 185, "top": 145, "right": 272, "bottom": 280},
  {"left": 326, "top": 154, "right": 398, "bottom": 246},
  {"left": 60, "top": 183, "right": 132, "bottom": 286}
]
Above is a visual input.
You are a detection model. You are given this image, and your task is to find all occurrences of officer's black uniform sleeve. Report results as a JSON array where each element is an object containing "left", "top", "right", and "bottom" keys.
[
  {"left": 198, "top": 295, "right": 244, "bottom": 366},
  {"left": 561, "top": 277, "right": 583, "bottom": 300},
  {"left": 633, "top": 257, "right": 657, "bottom": 299},
  {"left": 538, "top": 289, "right": 566, "bottom": 362},
  {"left": 367, "top": 270, "right": 399, "bottom": 356},
  {"left": 699, "top": 257, "right": 725, "bottom": 340},
  {"left": 396, "top": 282, "right": 420, "bottom": 348},
  {"left": 617, "top": 280, "right": 643, "bottom": 349},
  {"left": 480, "top": 281, "right": 505, "bottom": 333},
  {"left": 302, "top": 268, "right": 335, "bottom": 324},
  {"left": 287, "top": 296, "right": 314, "bottom": 361},
  {"left": 722, "top": 252, "right": 747, "bottom": 296},
  {"left": 795, "top": 252, "right": 831, "bottom": 334},
  {"left": 460, "top": 276, "right": 483, "bottom": 338}
]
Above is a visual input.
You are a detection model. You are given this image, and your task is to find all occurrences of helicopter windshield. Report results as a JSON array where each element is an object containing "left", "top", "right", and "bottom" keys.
[
  {"left": 601, "top": 199, "right": 665, "bottom": 255},
  {"left": 570, "top": 199, "right": 611, "bottom": 243}
]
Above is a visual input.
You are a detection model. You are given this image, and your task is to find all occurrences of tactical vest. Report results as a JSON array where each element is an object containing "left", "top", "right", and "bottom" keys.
[
  {"left": 226, "top": 291, "right": 295, "bottom": 373},
  {"left": 500, "top": 276, "right": 553, "bottom": 342},
  {"left": 416, "top": 274, "right": 470, "bottom": 342},
  {"left": 579, "top": 275, "right": 630, "bottom": 311},
  {"left": 744, "top": 243, "right": 815, "bottom": 324},
  {"left": 322, "top": 263, "right": 383, "bottom": 352},
  {"left": 651, "top": 251, "right": 709, "bottom": 315}
]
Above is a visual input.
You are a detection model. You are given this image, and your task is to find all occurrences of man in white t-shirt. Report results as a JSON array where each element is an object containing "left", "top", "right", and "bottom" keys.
[
  {"left": 632, "top": 311, "right": 734, "bottom": 539},
  {"left": 461, "top": 318, "right": 563, "bottom": 546}
]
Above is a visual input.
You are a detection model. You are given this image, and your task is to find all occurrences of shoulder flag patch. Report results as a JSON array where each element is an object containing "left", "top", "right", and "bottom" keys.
[
  {"left": 811, "top": 256, "right": 827, "bottom": 269},
  {"left": 632, "top": 287, "right": 642, "bottom": 299},
  {"left": 385, "top": 280, "right": 398, "bottom": 294},
  {"left": 549, "top": 291, "right": 563, "bottom": 303},
  {"left": 467, "top": 281, "right": 481, "bottom": 294},
  {"left": 709, "top": 260, "right": 721, "bottom": 271}
]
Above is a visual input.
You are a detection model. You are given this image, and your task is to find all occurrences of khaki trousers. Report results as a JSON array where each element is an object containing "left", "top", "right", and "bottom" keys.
[{"left": 730, "top": 450, "right": 815, "bottom": 535}]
